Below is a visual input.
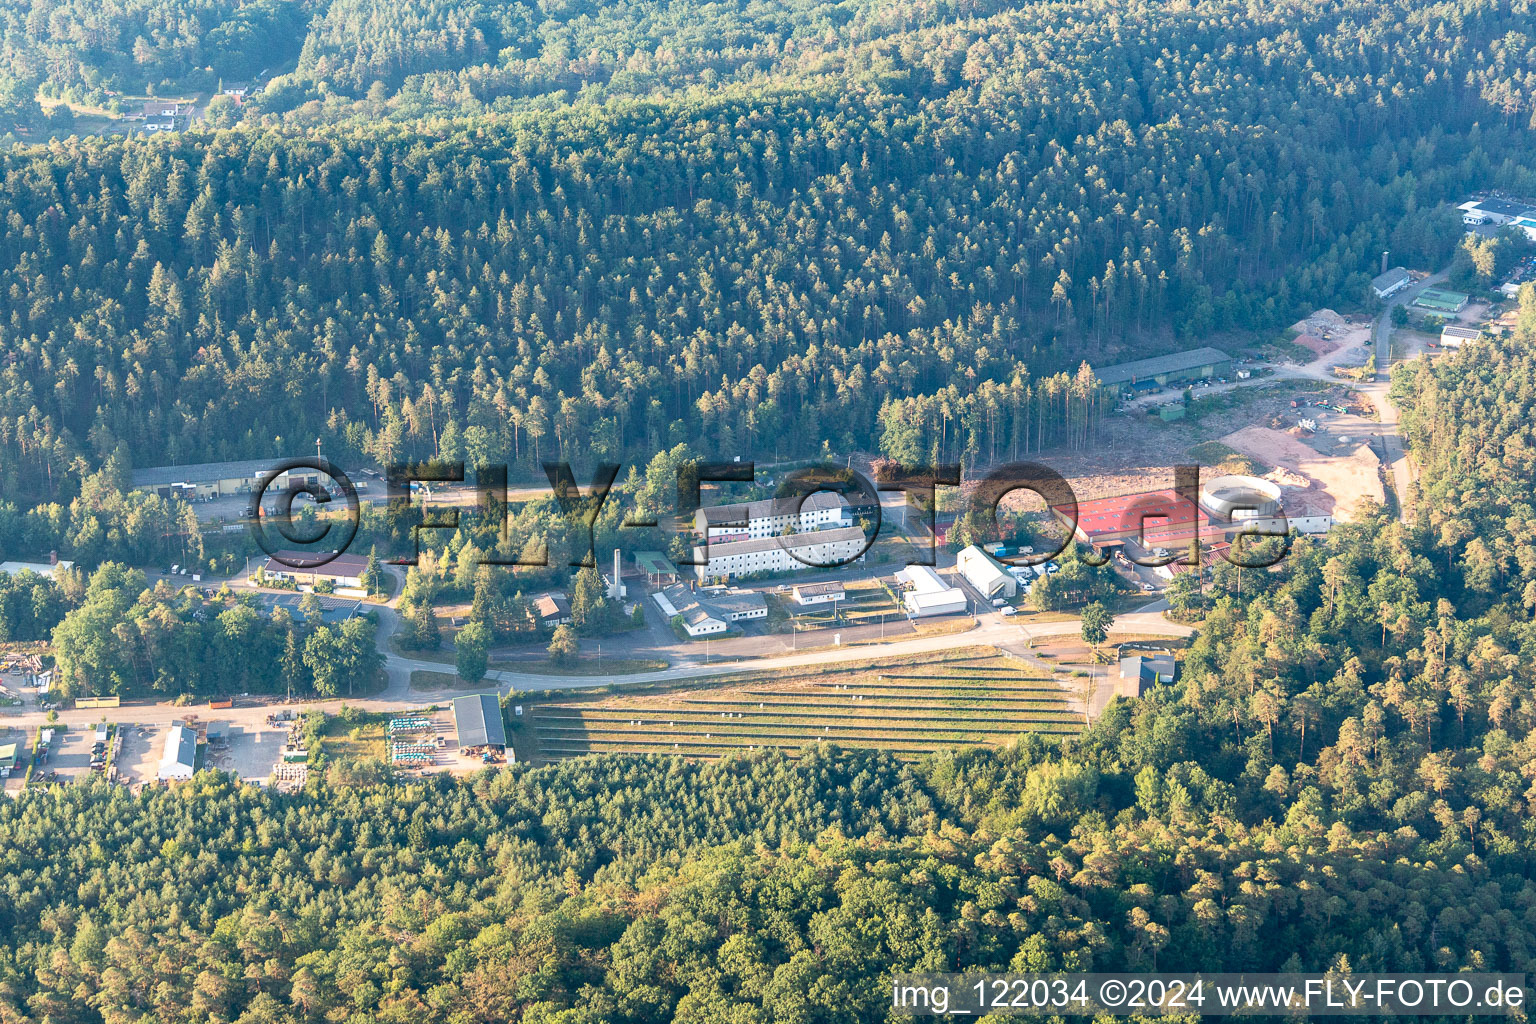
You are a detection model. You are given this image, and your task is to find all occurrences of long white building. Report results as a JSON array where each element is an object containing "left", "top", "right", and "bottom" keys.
[
  {"left": 692, "top": 526, "right": 866, "bottom": 580},
  {"left": 695, "top": 491, "right": 853, "bottom": 540},
  {"left": 158, "top": 724, "right": 196, "bottom": 781},
  {"left": 895, "top": 565, "right": 967, "bottom": 617}
]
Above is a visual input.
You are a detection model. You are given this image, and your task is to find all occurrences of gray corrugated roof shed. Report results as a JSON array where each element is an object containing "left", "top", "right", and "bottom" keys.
[
  {"left": 709, "top": 590, "right": 767, "bottom": 615},
  {"left": 454, "top": 693, "right": 507, "bottom": 748},
  {"left": 1093, "top": 347, "right": 1232, "bottom": 386},
  {"left": 1371, "top": 267, "right": 1411, "bottom": 292},
  {"left": 131, "top": 459, "right": 282, "bottom": 488}
]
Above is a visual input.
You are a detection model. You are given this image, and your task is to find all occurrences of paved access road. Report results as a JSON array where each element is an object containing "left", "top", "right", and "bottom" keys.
[
  {"left": 1363, "top": 268, "right": 1449, "bottom": 522},
  {"left": 3, "top": 603, "right": 1194, "bottom": 739}
]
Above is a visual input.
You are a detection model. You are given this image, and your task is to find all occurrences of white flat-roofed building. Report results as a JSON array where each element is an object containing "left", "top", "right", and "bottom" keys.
[
  {"left": 692, "top": 526, "right": 866, "bottom": 580},
  {"left": 895, "top": 565, "right": 967, "bottom": 617},
  {"left": 792, "top": 581, "right": 845, "bottom": 606},
  {"left": 1458, "top": 198, "right": 1535, "bottom": 226},
  {"left": 158, "top": 724, "right": 196, "bottom": 781},
  {"left": 0, "top": 557, "right": 74, "bottom": 577},
  {"left": 956, "top": 545, "right": 1017, "bottom": 599}
]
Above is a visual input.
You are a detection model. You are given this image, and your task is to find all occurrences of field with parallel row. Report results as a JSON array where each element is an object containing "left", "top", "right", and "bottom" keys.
[{"left": 522, "top": 650, "right": 1084, "bottom": 763}]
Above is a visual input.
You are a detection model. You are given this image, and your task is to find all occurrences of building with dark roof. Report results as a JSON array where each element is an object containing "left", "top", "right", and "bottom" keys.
[
  {"left": 132, "top": 459, "right": 340, "bottom": 501},
  {"left": 792, "top": 581, "right": 846, "bottom": 605},
  {"left": 453, "top": 694, "right": 507, "bottom": 754},
  {"left": 703, "top": 588, "right": 767, "bottom": 621},
  {"left": 1466, "top": 198, "right": 1534, "bottom": 222},
  {"left": 529, "top": 593, "right": 572, "bottom": 628},
  {"left": 158, "top": 724, "right": 197, "bottom": 780},
  {"left": 246, "top": 592, "right": 362, "bottom": 625},
  {"left": 653, "top": 584, "right": 765, "bottom": 635},
  {"left": 1092, "top": 347, "right": 1232, "bottom": 388},
  {"left": 696, "top": 490, "right": 862, "bottom": 539},
  {"left": 1439, "top": 325, "right": 1481, "bottom": 348},
  {"left": 1118, "top": 654, "right": 1173, "bottom": 700},
  {"left": 1118, "top": 653, "right": 1176, "bottom": 697},
  {"left": 261, "top": 551, "right": 370, "bottom": 589},
  {"left": 692, "top": 526, "right": 867, "bottom": 580},
  {"left": 1371, "top": 267, "right": 1412, "bottom": 299},
  {"left": 654, "top": 584, "right": 727, "bottom": 636}
]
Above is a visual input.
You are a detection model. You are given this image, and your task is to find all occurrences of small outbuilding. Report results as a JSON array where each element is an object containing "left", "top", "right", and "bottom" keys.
[
  {"left": 1117, "top": 653, "right": 1177, "bottom": 698},
  {"left": 792, "top": 581, "right": 846, "bottom": 606},
  {"left": 1439, "top": 325, "right": 1481, "bottom": 348}
]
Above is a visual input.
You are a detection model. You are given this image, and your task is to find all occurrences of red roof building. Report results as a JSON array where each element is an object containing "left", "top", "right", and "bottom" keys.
[{"left": 1053, "top": 489, "right": 1210, "bottom": 549}]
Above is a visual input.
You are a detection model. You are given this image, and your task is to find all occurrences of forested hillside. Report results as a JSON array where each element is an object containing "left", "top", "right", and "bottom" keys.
[
  {"left": 5, "top": 512, "right": 1536, "bottom": 1017},
  {"left": 3, "top": 0, "right": 1536, "bottom": 1015},
  {"left": 1, "top": 0, "right": 1530, "bottom": 510},
  {"left": 0, "top": 295, "right": 1531, "bottom": 1020},
  {"left": 0, "top": 0, "right": 308, "bottom": 102}
]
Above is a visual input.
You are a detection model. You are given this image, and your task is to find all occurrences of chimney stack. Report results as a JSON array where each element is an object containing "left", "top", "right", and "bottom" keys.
[
  {"left": 1382, "top": 251, "right": 1389, "bottom": 274},
  {"left": 48, "top": 550, "right": 57, "bottom": 566}
]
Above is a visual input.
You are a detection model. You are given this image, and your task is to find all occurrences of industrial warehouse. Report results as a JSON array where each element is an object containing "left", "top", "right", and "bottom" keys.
[
  {"left": 894, "top": 565, "right": 968, "bottom": 617},
  {"left": 1092, "top": 346, "right": 1233, "bottom": 393},
  {"left": 1053, "top": 474, "right": 1333, "bottom": 559}
]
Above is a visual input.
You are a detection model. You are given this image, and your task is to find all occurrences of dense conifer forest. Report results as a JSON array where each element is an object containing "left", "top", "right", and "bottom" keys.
[
  {"left": 2, "top": 0, "right": 1532, "bottom": 507},
  {"left": 0, "top": 219, "right": 1535, "bottom": 1024}
]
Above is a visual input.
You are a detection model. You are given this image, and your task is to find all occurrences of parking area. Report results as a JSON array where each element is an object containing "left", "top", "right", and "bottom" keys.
[
  {"left": 115, "top": 723, "right": 165, "bottom": 785},
  {"left": 206, "top": 722, "right": 292, "bottom": 782},
  {"left": 36, "top": 727, "right": 96, "bottom": 783}
]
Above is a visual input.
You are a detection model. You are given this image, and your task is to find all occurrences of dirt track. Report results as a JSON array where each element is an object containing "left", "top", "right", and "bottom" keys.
[{"left": 1220, "top": 426, "right": 1383, "bottom": 520}]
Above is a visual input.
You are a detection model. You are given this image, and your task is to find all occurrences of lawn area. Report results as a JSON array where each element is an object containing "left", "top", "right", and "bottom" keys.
[
  {"left": 318, "top": 713, "right": 390, "bottom": 761},
  {"left": 411, "top": 670, "right": 464, "bottom": 691},
  {"left": 520, "top": 648, "right": 1083, "bottom": 763},
  {"left": 392, "top": 636, "right": 456, "bottom": 665}
]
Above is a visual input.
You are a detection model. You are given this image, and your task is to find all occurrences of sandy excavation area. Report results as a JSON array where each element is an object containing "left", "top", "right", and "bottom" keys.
[{"left": 1221, "top": 426, "right": 1383, "bottom": 520}]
